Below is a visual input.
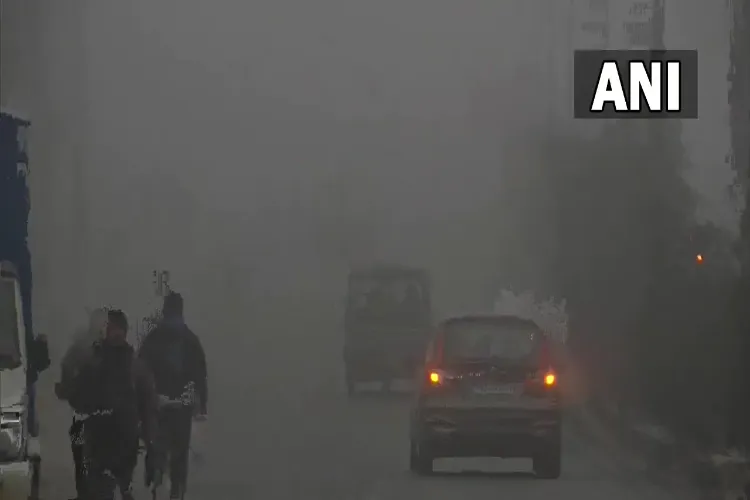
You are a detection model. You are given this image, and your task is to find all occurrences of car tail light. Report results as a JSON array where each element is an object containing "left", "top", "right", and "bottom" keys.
[
  {"left": 424, "top": 368, "right": 455, "bottom": 389},
  {"left": 525, "top": 369, "right": 557, "bottom": 395}
]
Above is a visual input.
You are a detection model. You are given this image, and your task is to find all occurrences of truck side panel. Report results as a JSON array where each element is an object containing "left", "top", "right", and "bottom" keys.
[{"left": 0, "top": 111, "right": 32, "bottom": 345}]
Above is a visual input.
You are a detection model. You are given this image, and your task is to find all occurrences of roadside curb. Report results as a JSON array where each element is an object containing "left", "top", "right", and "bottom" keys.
[
  {"left": 556, "top": 345, "right": 696, "bottom": 492},
  {"left": 570, "top": 399, "right": 750, "bottom": 499},
  {"left": 566, "top": 405, "right": 652, "bottom": 473}
]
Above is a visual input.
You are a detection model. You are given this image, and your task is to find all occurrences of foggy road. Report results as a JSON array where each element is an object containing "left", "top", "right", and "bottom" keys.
[
  {"left": 0, "top": 0, "right": 737, "bottom": 498},
  {"left": 38, "top": 300, "right": 687, "bottom": 500}
]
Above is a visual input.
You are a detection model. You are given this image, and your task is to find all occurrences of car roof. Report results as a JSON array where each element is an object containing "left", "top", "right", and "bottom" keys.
[{"left": 438, "top": 314, "right": 540, "bottom": 329}]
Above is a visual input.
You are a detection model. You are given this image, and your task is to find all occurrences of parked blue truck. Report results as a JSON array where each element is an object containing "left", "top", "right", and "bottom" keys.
[{"left": 0, "top": 109, "right": 50, "bottom": 499}]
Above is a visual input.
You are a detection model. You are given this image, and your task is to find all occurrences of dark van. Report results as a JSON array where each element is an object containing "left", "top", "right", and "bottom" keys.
[{"left": 343, "top": 265, "right": 431, "bottom": 395}]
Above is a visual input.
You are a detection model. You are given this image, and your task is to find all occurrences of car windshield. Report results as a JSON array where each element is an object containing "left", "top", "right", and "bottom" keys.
[
  {"left": 0, "top": 279, "right": 21, "bottom": 369},
  {"left": 442, "top": 318, "right": 539, "bottom": 363}
]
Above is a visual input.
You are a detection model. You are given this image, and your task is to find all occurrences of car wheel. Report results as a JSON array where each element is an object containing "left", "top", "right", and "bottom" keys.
[
  {"left": 533, "top": 434, "right": 562, "bottom": 479},
  {"left": 409, "top": 439, "right": 433, "bottom": 475}
]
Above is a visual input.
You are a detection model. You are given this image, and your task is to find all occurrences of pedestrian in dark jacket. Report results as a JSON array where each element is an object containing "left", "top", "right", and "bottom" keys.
[
  {"left": 55, "top": 307, "right": 108, "bottom": 500},
  {"left": 69, "top": 309, "right": 158, "bottom": 500},
  {"left": 139, "top": 292, "right": 207, "bottom": 499}
]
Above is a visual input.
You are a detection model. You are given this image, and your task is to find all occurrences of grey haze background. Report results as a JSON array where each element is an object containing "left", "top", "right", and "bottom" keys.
[
  {"left": 0, "top": 0, "right": 734, "bottom": 339},
  {"left": 0, "top": 2, "right": 738, "bottom": 497}
]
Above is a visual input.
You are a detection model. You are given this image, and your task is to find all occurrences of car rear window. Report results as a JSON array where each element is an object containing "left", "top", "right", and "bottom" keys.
[{"left": 441, "top": 318, "right": 540, "bottom": 362}]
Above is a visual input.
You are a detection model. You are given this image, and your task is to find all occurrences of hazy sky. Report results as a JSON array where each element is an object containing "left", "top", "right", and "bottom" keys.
[
  {"left": 0, "top": 7, "right": 742, "bottom": 499},
  {"left": 0, "top": 0, "right": 738, "bottom": 331}
]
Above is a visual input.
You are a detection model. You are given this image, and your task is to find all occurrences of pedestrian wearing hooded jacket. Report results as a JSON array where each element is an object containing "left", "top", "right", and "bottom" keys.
[
  {"left": 68, "top": 308, "right": 158, "bottom": 500},
  {"left": 54, "top": 308, "right": 108, "bottom": 500},
  {"left": 139, "top": 292, "right": 207, "bottom": 499}
]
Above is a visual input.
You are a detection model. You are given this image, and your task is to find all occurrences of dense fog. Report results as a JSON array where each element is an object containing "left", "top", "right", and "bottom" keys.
[
  {"left": 0, "top": 0, "right": 731, "bottom": 331},
  {"left": 0, "top": 0, "right": 742, "bottom": 498}
]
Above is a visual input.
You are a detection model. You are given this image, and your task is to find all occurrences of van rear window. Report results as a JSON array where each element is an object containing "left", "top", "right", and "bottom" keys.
[
  {"left": 347, "top": 278, "right": 427, "bottom": 322},
  {"left": 442, "top": 318, "right": 539, "bottom": 362}
]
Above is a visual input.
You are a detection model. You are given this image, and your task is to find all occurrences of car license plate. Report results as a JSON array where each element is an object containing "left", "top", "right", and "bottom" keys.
[{"left": 473, "top": 384, "right": 517, "bottom": 396}]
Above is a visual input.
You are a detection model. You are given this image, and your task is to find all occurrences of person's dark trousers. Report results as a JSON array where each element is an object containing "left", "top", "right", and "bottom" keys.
[
  {"left": 157, "top": 408, "right": 193, "bottom": 498},
  {"left": 84, "top": 460, "right": 134, "bottom": 500},
  {"left": 118, "top": 437, "right": 139, "bottom": 499},
  {"left": 69, "top": 419, "right": 86, "bottom": 499},
  {"left": 81, "top": 422, "right": 139, "bottom": 500},
  {"left": 82, "top": 442, "right": 137, "bottom": 500}
]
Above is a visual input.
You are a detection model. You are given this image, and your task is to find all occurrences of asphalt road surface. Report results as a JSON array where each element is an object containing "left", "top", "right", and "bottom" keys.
[{"left": 37, "top": 299, "right": 693, "bottom": 500}]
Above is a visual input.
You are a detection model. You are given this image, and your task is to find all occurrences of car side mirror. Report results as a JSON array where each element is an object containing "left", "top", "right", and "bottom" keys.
[{"left": 29, "top": 334, "right": 50, "bottom": 374}]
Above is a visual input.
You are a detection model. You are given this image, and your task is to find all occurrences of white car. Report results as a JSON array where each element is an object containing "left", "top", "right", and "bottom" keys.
[{"left": 0, "top": 261, "right": 48, "bottom": 499}]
